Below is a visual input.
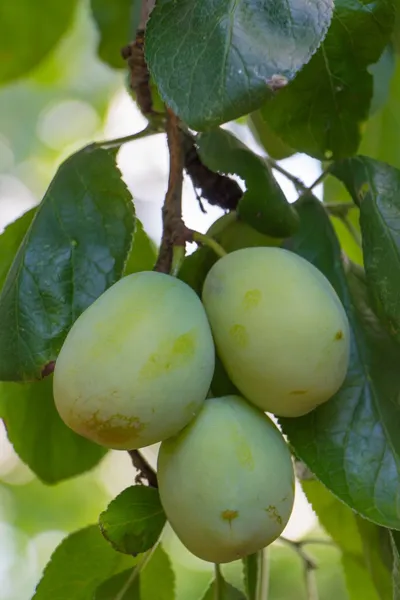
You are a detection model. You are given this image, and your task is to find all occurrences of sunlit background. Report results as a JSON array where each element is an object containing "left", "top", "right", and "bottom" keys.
[{"left": 0, "top": 3, "right": 348, "bottom": 599}]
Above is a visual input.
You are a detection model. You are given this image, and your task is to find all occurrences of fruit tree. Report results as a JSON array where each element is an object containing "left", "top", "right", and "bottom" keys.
[{"left": 1, "top": 0, "right": 400, "bottom": 598}]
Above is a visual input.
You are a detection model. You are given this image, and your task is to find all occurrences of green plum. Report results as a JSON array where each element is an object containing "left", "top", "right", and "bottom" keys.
[
  {"left": 53, "top": 272, "right": 215, "bottom": 450},
  {"left": 202, "top": 247, "right": 350, "bottom": 417},
  {"left": 158, "top": 395, "right": 295, "bottom": 563}
]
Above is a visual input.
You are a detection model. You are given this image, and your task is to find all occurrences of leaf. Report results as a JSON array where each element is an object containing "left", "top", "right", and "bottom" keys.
[
  {"left": 33, "top": 525, "right": 134, "bottom": 599},
  {"left": 145, "top": 0, "right": 333, "bottom": 130},
  {"left": 0, "top": 146, "right": 135, "bottom": 382},
  {"left": 124, "top": 220, "right": 157, "bottom": 275},
  {"left": 0, "top": 209, "right": 35, "bottom": 291},
  {"left": 196, "top": 129, "right": 299, "bottom": 237},
  {"left": 99, "top": 486, "right": 166, "bottom": 555},
  {"left": 201, "top": 576, "right": 247, "bottom": 600},
  {"left": 90, "top": 0, "right": 140, "bottom": 69},
  {"left": 0, "top": 376, "right": 106, "bottom": 484},
  {"left": 0, "top": 0, "right": 79, "bottom": 84},
  {"left": 259, "top": 0, "right": 395, "bottom": 159},
  {"left": 330, "top": 156, "right": 400, "bottom": 342},
  {"left": 95, "top": 544, "right": 174, "bottom": 599},
  {"left": 368, "top": 44, "right": 396, "bottom": 116},
  {"left": 391, "top": 531, "right": 400, "bottom": 600},
  {"left": 280, "top": 194, "right": 400, "bottom": 529},
  {"left": 247, "top": 111, "right": 295, "bottom": 160},
  {"left": 302, "top": 479, "right": 392, "bottom": 600}
]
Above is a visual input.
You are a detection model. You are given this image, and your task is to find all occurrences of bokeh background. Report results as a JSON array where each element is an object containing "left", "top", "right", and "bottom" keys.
[{"left": 0, "top": 2, "right": 355, "bottom": 598}]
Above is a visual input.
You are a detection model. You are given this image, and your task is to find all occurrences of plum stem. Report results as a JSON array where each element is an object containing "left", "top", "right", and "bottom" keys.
[
  {"left": 214, "top": 563, "right": 224, "bottom": 599},
  {"left": 93, "top": 125, "right": 161, "bottom": 149},
  {"left": 255, "top": 548, "right": 270, "bottom": 600},
  {"left": 190, "top": 231, "right": 227, "bottom": 259}
]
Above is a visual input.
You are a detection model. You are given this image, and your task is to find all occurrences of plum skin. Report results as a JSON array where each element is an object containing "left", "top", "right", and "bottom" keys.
[
  {"left": 158, "top": 394, "right": 295, "bottom": 564},
  {"left": 53, "top": 271, "right": 215, "bottom": 450},
  {"left": 202, "top": 247, "right": 350, "bottom": 417}
]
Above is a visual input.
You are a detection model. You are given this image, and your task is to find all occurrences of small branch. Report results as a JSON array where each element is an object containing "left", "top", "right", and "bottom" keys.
[
  {"left": 265, "top": 157, "right": 307, "bottom": 193},
  {"left": 154, "top": 109, "right": 187, "bottom": 274},
  {"left": 279, "top": 538, "right": 320, "bottom": 600},
  {"left": 308, "top": 168, "right": 329, "bottom": 191},
  {"left": 93, "top": 126, "right": 161, "bottom": 149},
  {"left": 128, "top": 450, "right": 158, "bottom": 488},
  {"left": 279, "top": 538, "right": 317, "bottom": 570},
  {"left": 190, "top": 231, "right": 227, "bottom": 259}
]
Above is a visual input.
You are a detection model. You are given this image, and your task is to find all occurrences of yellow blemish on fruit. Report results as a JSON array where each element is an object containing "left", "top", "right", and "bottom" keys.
[
  {"left": 243, "top": 289, "right": 261, "bottom": 309},
  {"left": 231, "top": 427, "right": 254, "bottom": 469},
  {"left": 335, "top": 330, "right": 344, "bottom": 340},
  {"left": 265, "top": 505, "right": 282, "bottom": 525},
  {"left": 229, "top": 324, "right": 248, "bottom": 348},
  {"left": 221, "top": 509, "right": 239, "bottom": 524},
  {"left": 140, "top": 330, "right": 197, "bottom": 378},
  {"left": 83, "top": 411, "right": 145, "bottom": 445}
]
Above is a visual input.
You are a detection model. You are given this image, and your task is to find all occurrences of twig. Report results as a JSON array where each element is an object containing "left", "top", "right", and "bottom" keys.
[
  {"left": 265, "top": 157, "right": 307, "bottom": 192},
  {"left": 154, "top": 109, "right": 188, "bottom": 274},
  {"left": 190, "top": 231, "right": 227, "bottom": 259},
  {"left": 308, "top": 168, "right": 329, "bottom": 191},
  {"left": 279, "top": 538, "right": 317, "bottom": 570},
  {"left": 93, "top": 126, "right": 161, "bottom": 149},
  {"left": 128, "top": 450, "right": 158, "bottom": 488},
  {"left": 279, "top": 538, "right": 320, "bottom": 600}
]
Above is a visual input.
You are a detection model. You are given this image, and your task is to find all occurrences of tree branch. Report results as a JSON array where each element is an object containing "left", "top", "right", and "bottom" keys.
[
  {"left": 128, "top": 450, "right": 158, "bottom": 488},
  {"left": 154, "top": 109, "right": 188, "bottom": 274}
]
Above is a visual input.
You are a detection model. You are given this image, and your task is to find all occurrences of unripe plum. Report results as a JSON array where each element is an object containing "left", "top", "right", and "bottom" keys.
[
  {"left": 53, "top": 272, "right": 215, "bottom": 450},
  {"left": 158, "top": 395, "right": 295, "bottom": 563},
  {"left": 202, "top": 247, "right": 350, "bottom": 417}
]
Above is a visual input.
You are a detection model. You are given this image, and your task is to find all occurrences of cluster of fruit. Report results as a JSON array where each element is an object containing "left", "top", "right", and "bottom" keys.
[{"left": 53, "top": 243, "right": 350, "bottom": 564}]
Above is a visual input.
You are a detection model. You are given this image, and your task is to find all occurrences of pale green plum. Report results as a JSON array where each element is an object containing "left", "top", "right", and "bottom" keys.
[
  {"left": 158, "top": 395, "right": 295, "bottom": 563},
  {"left": 202, "top": 247, "right": 350, "bottom": 417},
  {"left": 53, "top": 272, "right": 215, "bottom": 450}
]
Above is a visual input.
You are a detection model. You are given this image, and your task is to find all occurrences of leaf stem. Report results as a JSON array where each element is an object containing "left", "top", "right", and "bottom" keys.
[
  {"left": 93, "top": 125, "right": 161, "bottom": 149},
  {"left": 279, "top": 538, "right": 319, "bottom": 600},
  {"left": 190, "top": 231, "right": 227, "bottom": 259},
  {"left": 266, "top": 158, "right": 307, "bottom": 192},
  {"left": 308, "top": 168, "right": 329, "bottom": 191},
  {"left": 214, "top": 564, "right": 224, "bottom": 600},
  {"left": 170, "top": 244, "right": 186, "bottom": 276}
]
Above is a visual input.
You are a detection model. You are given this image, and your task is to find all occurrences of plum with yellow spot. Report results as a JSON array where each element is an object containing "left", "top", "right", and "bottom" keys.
[
  {"left": 157, "top": 394, "right": 295, "bottom": 563},
  {"left": 53, "top": 271, "right": 215, "bottom": 450},
  {"left": 202, "top": 247, "right": 350, "bottom": 417}
]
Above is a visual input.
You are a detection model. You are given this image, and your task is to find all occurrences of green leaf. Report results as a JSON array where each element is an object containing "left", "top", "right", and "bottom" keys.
[
  {"left": 140, "top": 544, "right": 175, "bottom": 600},
  {"left": 0, "top": 209, "right": 35, "bottom": 291},
  {"left": 90, "top": 0, "right": 140, "bottom": 69},
  {"left": 368, "top": 44, "right": 396, "bottom": 116},
  {"left": 302, "top": 480, "right": 392, "bottom": 600},
  {"left": 330, "top": 156, "right": 400, "bottom": 342},
  {"left": 99, "top": 486, "right": 166, "bottom": 555},
  {"left": 259, "top": 0, "right": 395, "bottom": 159},
  {"left": 33, "top": 525, "right": 134, "bottom": 599},
  {"left": 202, "top": 575, "right": 247, "bottom": 600},
  {"left": 0, "top": 376, "right": 106, "bottom": 484},
  {"left": 247, "top": 112, "right": 295, "bottom": 160},
  {"left": 0, "top": 0, "right": 79, "bottom": 84},
  {"left": 94, "top": 568, "right": 140, "bottom": 599},
  {"left": 124, "top": 220, "right": 157, "bottom": 275},
  {"left": 280, "top": 194, "right": 400, "bottom": 529},
  {"left": 391, "top": 531, "right": 400, "bottom": 600},
  {"left": 196, "top": 129, "right": 299, "bottom": 237},
  {"left": 145, "top": 0, "right": 333, "bottom": 130},
  {"left": 0, "top": 146, "right": 135, "bottom": 382}
]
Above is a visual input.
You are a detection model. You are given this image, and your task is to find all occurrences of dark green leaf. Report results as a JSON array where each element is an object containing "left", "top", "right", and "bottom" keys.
[
  {"left": 202, "top": 576, "right": 247, "bottom": 600},
  {"left": 94, "top": 568, "right": 140, "bottom": 599},
  {"left": 140, "top": 544, "right": 175, "bottom": 600},
  {"left": 259, "top": 0, "right": 395, "bottom": 159},
  {"left": 303, "top": 480, "right": 392, "bottom": 600},
  {"left": 248, "top": 112, "right": 295, "bottom": 160},
  {"left": 196, "top": 129, "right": 299, "bottom": 237},
  {"left": 391, "top": 531, "right": 400, "bottom": 600},
  {"left": 280, "top": 194, "right": 400, "bottom": 529},
  {"left": 124, "top": 219, "right": 157, "bottom": 275},
  {"left": 90, "top": 0, "right": 140, "bottom": 69},
  {"left": 33, "top": 525, "right": 134, "bottom": 599},
  {"left": 0, "top": 209, "right": 35, "bottom": 291},
  {"left": 0, "top": 0, "right": 79, "bottom": 84},
  {"left": 0, "top": 146, "right": 135, "bottom": 382},
  {"left": 0, "top": 376, "right": 106, "bottom": 484},
  {"left": 145, "top": 0, "right": 333, "bottom": 130},
  {"left": 99, "top": 486, "right": 166, "bottom": 555},
  {"left": 330, "top": 156, "right": 400, "bottom": 342}
]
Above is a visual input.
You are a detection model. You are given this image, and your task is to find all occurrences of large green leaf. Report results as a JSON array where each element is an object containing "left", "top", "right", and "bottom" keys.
[
  {"left": 94, "top": 544, "right": 175, "bottom": 600},
  {"left": 0, "top": 146, "right": 135, "bottom": 382},
  {"left": 280, "top": 194, "right": 400, "bottom": 529},
  {"left": 259, "top": 0, "right": 395, "bottom": 159},
  {"left": 330, "top": 156, "right": 400, "bottom": 343},
  {"left": 0, "top": 209, "right": 35, "bottom": 291},
  {"left": 145, "top": 0, "right": 333, "bottom": 129},
  {"left": 391, "top": 532, "right": 400, "bottom": 600},
  {"left": 90, "top": 0, "right": 140, "bottom": 69},
  {"left": 99, "top": 486, "right": 166, "bottom": 555},
  {"left": 196, "top": 129, "right": 299, "bottom": 237},
  {"left": 124, "top": 220, "right": 157, "bottom": 275},
  {"left": 33, "top": 525, "right": 134, "bottom": 599},
  {"left": 248, "top": 111, "right": 295, "bottom": 160},
  {"left": 303, "top": 479, "right": 392, "bottom": 600},
  {"left": 0, "top": 0, "right": 79, "bottom": 84},
  {"left": 202, "top": 575, "right": 247, "bottom": 600},
  {"left": 0, "top": 376, "right": 106, "bottom": 484}
]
